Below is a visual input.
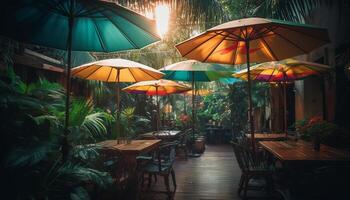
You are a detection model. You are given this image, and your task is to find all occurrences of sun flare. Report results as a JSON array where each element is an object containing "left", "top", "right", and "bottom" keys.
[{"left": 155, "top": 5, "right": 170, "bottom": 37}]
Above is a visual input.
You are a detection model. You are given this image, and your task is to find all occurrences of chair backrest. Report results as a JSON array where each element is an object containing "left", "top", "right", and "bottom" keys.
[
  {"left": 156, "top": 141, "right": 178, "bottom": 171},
  {"left": 231, "top": 142, "right": 260, "bottom": 172}
]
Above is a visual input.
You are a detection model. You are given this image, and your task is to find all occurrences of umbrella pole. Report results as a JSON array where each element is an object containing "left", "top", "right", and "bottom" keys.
[
  {"left": 245, "top": 40, "right": 255, "bottom": 151},
  {"left": 116, "top": 69, "right": 121, "bottom": 139},
  {"left": 283, "top": 83, "right": 288, "bottom": 138},
  {"left": 62, "top": 16, "right": 74, "bottom": 161},
  {"left": 192, "top": 72, "right": 195, "bottom": 141},
  {"left": 183, "top": 93, "right": 187, "bottom": 114},
  {"left": 156, "top": 86, "right": 160, "bottom": 131}
]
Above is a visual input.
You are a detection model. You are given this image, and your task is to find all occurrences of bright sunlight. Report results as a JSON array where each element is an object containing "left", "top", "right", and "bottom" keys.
[{"left": 155, "top": 5, "right": 170, "bottom": 37}]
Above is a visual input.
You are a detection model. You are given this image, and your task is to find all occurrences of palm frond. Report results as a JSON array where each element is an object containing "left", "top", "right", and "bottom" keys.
[
  {"left": 113, "top": 0, "right": 227, "bottom": 25},
  {"left": 81, "top": 112, "right": 113, "bottom": 138},
  {"left": 253, "top": 0, "right": 347, "bottom": 22}
]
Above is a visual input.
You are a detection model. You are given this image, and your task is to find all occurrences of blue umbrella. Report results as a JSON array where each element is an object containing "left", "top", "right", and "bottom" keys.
[{"left": 0, "top": 0, "right": 160, "bottom": 158}]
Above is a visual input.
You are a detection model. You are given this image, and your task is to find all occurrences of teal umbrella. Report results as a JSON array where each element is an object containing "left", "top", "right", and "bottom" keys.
[
  {"left": 160, "top": 60, "right": 234, "bottom": 140},
  {"left": 0, "top": 0, "right": 160, "bottom": 158}
]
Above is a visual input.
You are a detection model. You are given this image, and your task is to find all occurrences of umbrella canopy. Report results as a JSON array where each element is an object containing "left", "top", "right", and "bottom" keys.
[
  {"left": 176, "top": 18, "right": 329, "bottom": 64},
  {"left": 175, "top": 17, "right": 329, "bottom": 149},
  {"left": 72, "top": 58, "right": 164, "bottom": 134},
  {"left": 233, "top": 59, "right": 331, "bottom": 82},
  {"left": 0, "top": 0, "right": 160, "bottom": 52},
  {"left": 0, "top": 0, "right": 160, "bottom": 158},
  {"left": 234, "top": 59, "right": 331, "bottom": 134},
  {"left": 160, "top": 60, "right": 234, "bottom": 81},
  {"left": 123, "top": 79, "right": 190, "bottom": 131},
  {"left": 122, "top": 79, "right": 190, "bottom": 96},
  {"left": 72, "top": 59, "right": 164, "bottom": 82}
]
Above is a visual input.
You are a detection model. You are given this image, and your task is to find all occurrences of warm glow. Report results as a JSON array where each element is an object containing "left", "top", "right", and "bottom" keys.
[{"left": 155, "top": 5, "right": 169, "bottom": 37}]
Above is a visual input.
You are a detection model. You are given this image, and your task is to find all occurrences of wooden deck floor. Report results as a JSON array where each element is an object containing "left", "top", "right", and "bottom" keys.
[{"left": 143, "top": 144, "right": 242, "bottom": 200}]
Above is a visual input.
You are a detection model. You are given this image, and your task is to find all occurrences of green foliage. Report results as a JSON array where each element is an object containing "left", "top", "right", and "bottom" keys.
[
  {"left": 0, "top": 70, "right": 114, "bottom": 199},
  {"left": 295, "top": 116, "right": 338, "bottom": 142}
]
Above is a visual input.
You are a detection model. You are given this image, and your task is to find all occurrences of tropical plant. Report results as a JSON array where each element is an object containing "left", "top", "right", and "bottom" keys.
[{"left": 0, "top": 70, "right": 115, "bottom": 200}]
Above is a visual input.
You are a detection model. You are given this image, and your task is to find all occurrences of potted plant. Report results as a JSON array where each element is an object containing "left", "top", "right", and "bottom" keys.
[{"left": 295, "top": 115, "right": 338, "bottom": 151}]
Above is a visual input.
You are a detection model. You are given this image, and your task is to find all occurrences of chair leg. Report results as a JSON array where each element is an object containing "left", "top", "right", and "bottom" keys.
[
  {"left": 154, "top": 174, "right": 157, "bottom": 182},
  {"left": 266, "top": 174, "right": 274, "bottom": 195},
  {"left": 171, "top": 169, "right": 177, "bottom": 189},
  {"left": 238, "top": 174, "right": 245, "bottom": 196},
  {"left": 148, "top": 173, "right": 152, "bottom": 187},
  {"left": 164, "top": 174, "right": 171, "bottom": 194},
  {"left": 243, "top": 175, "right": 250, "bottom": 200}
]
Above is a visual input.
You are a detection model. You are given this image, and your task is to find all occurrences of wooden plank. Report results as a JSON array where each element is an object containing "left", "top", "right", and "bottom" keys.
[
  {"left": 246, "top": 133, "right": 286, "bottom": 140},
  {"left": 259, "top": 140, "right": 350, "bottom": 162},
  {"left": 98, "top": 139, "right": 161, "bottom": 155}
]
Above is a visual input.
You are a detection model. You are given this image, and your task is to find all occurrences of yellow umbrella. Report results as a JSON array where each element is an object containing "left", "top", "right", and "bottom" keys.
[
  {"left": 175, "top": 17, "right": 329, "bottom": 149},
  {"left": 72, "top": 59, "right": 164, "bottom": 135},
  {"left": 122, "top": 79, "right": 190, "bottom": 130}
]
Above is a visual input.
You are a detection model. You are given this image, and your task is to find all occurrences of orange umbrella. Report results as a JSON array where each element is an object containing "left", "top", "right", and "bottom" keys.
[
  {"left": 175, "top": 17, "right": 329, "bottom": 149},
  {"left": 123, "top": 79, "right": 190, "bottom": 130},
  {"left": 72, "top": 59, "right": 163, "bottom": 135}
]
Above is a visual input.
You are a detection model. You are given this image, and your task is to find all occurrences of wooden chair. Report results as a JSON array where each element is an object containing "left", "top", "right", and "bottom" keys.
[
  {"left": 231, "top": 142, "right": 274, "bottom": 200},
  {"left": 139, "top": 141, "right": 178, "bottom": 198},
  {"left": 176, "top": 129, "right": 191, "bottom": 160}
]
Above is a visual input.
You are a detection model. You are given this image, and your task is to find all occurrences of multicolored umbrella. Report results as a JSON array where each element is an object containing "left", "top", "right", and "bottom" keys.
[
  {"left": 233, "top": 59, "right": 330, "bottom": 82},
  {"left": 0, "top": 0, "right": 160, "bottom": 158},
  {"left": 175, "top": 17, "right": 329, "bottom": 149},
  {"left": 160, "top": 60, "right": 235, "bottom": 139},
  {"left": 72, "top": 59, "right": 164, "bottom": 134},
  {"left": 122, "top": 79, "right": 190, "bottom": 130},
  {"left": 233, "top": 59, "right": 331, "bottom": 134}
]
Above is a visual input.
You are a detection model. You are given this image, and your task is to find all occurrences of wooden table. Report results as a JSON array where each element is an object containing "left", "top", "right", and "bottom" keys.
[
  {"left": 259, "top": 140, "right": 350, "bottom": 163},
  {"left": 140, "top": 130, "right": 181, "bottom": 140},
  {"left": 246, "top": 133, "right": 287, "bottom": 141},
  {"left": 98, "top": 139, "right": 161, "bottom": 165}
]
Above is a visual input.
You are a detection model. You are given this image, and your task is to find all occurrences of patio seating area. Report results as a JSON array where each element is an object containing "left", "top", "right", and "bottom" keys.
[{"left": 1, "top": 1, "right": 350, "bottom": 200}]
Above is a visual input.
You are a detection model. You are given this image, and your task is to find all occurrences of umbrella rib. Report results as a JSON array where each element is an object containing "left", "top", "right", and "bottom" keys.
[
  {"left": 140, "top": 68, "right": 159, "bottom": 80},
  {"left": 268, "top": 67, "right": 277, "bottom": 82},
  {"left": 101, "top": 12, "right": 139, "bottom": 49},
  {"left": 260, "top": 37, "right": 279, "bottom": 60},
  {"left": 92, "top": 18, "right": 107, "bottom": 51},
  {"left": 72, "top": 65, "right": 91, "bottom": 76},
  {"left": 203, "top": 33, "right": 229, "bottom": 62},
  {"left": 231, "top": 41, "right": 239, "bottom": 65},
  {"left": 84, "top": 66, "right": 102, "bottom": 79},
  {"left": 106, "top": 67, "right": 113, "bottom": 82},
  {"left": 129, "top": 68, "right": 138, "bottom": 82},
  {"left": 102, "top": 6, "right": 160, "bottom": 41},
  {"left": 182, "top": 32, "right": 223, "bottom": 57},
  {"left": 269, "top": 29, "right": 308, "bottom": 54}
]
